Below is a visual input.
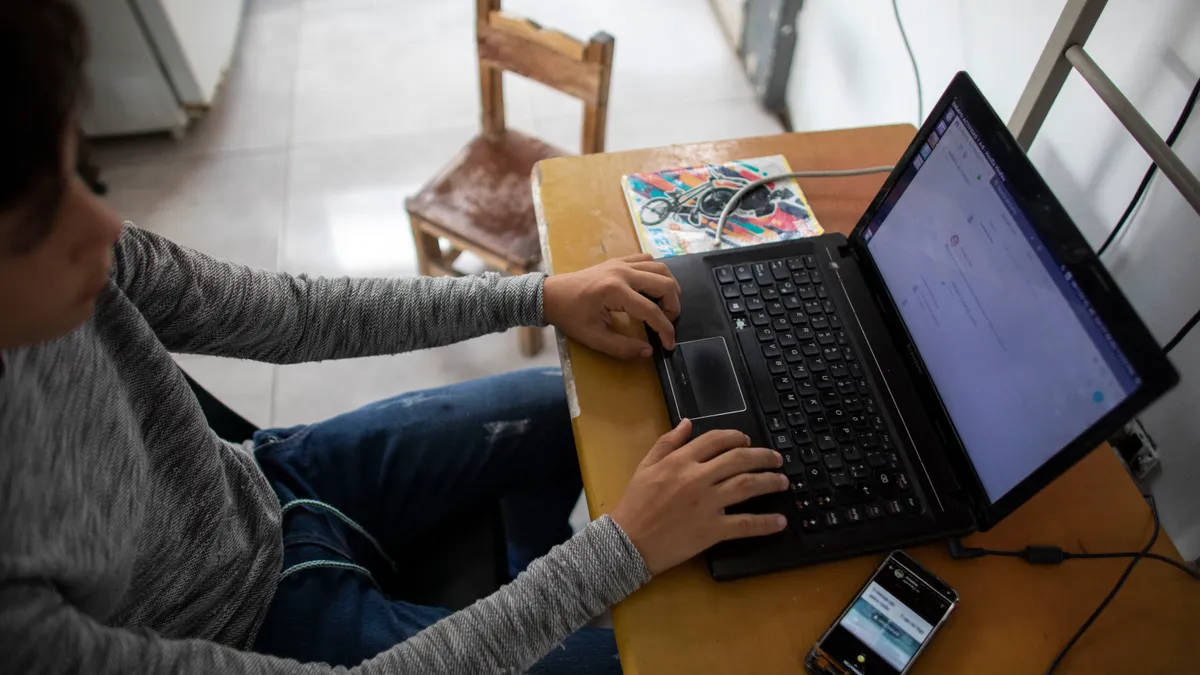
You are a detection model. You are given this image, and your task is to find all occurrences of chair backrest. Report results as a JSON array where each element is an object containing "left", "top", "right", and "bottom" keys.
[{"left": 475, "top": 0, "right": 614, "bottom": 155}]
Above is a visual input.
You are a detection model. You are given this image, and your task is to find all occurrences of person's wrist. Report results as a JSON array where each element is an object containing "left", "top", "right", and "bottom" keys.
[{"left": 542, "top": 274, "right": 563, "bottom": 327}]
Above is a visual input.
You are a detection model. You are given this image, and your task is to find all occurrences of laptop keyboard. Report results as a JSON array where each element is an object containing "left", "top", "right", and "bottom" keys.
[{"left": 714, "top": 256, "right": 923, "bottom": 533}]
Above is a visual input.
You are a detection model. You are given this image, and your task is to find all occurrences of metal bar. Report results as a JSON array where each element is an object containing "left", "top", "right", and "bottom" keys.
[
  {"left": 1065, "top": 45, "right": 1200, "bottom": 217},
  {"left": 1008, "top": 0, "right": 1108, "bottom": 150}
]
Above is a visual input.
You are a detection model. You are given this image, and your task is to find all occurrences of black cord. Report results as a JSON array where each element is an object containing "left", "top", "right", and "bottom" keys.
[
  {"left": 1163, "top": 306, "right": 1200, "bottom": 355},
  {"left": 1096, "top": 76, "right": 1200, "bottom": 256},
  {"left": 946, "top": 496, "right": 1197, "bottom": 672},
  {"left": 891, "top": 0, "right": 922, "bottom": 124}
]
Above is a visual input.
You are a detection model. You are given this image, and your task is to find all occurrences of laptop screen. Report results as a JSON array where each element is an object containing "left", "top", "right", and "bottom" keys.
[{"left": 860, "top": 100, "right": 1141, "bottom": 504}]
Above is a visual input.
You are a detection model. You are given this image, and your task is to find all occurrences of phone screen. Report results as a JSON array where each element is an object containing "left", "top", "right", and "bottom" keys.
[{"left": 816, "top": 555, "right": 954, "bottom": 675}]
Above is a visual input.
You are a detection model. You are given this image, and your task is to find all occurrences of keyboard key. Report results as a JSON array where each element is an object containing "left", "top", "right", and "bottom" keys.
[
  {"left": 816, "top": 330, "right": 834, "bottom": 345},
  {"left": 784, "top": 347, "right": 804, "bottom": 363},
  {"left": 810, "top": 414, "right": 829, "bottom": 429},
  {"left": 823, "top": 453, "right": 844, "bottom": 470},
  {"left": 895, "top": 472, "right": 911, "bottom": 492},
  {"left": 782, "top": 451, "right": 803, "bottom": 476},
  {"left": 802, "top": 254, "right": 817, "bottom": 269},
  {"left": 834, "top": 426, "right": 854, "bottom": 442},
  {"left": 783, "top": 295, "right": 802, "bottom": 310},
  {"left": 879, "top": 433, "right": 894, "bottom": 450},
  {"left": 837, "top": 380, "right": 855, "bottom": 395},
  {"left": 845, "top": 506, "right": 864, "bottom": 525},
  {"left": 870, "top": 414, "right": 885, "bottom": 430},
  {"left": 781, "top": 392, "right": 801, "bottom": 409},
  {"left": 774, "top": 375, "right": 794, "bottom": 391},
  {"left": 808, "top": 357, "right": 827, "bottom": 372},
  {"left": 807, "top": 466, "right": 829, "bottom": 489},
  {"left": 767, "top": 415, "right": 786, "bottom": 432},
  {"left": 810, "top": 268, "right": 823, "bottom": 281},
  {"left": 796, "top": 379, "right": 817, "bottom": 396},
  {"left": 766, "top": 300, "right": 785, "bottom": 316},
  {"left": 823, "top": 347, "right": 843, "bottom": 361},
  {"left": 817, "top": 285, "right": 829, "bottom": 299},
  {"left": 864, "top": 398, "right": 878, "bottom": 414},
  {"left": 858, "top": 432, "right": 878, "bottom": 448},
  {"left": 763, "top": 343, "right": 781, "bottom": 358},
  {"left": 841, "top": 444, "right": 862, "bottom": 462},
  {"left": 798, "top": 286, "right": 816, "bottom": 300},
  {"left": 815, "top": 491, "right": 835, "bottom": 508},
  {"left": 746, "top": 296, "right": 765, "bottom": 311},
  {"left": 798, "top": 445, "right": 819, "bottom": 464},
  {"left": 786, "top": 257, "right": 805, "bottom": 271},
  {"left": 778, "top": 281, "right": 796, "bottom": 294},
  {"left": 771, "top": 431, "right": 793, "bottom": 450},
  {"left": 735, "top": 328, "right": 779, "bottom": 413},
  {"left": 803, "top": 300, "right": 822, "bottom": 315},
  {"left": 849, "top": 413, "right": 869, "bottom": 428},
  {"left": 750, "top": 311, "right": 769, "bottom": 327},
  {"left": 789, "top": 311, "right": 809, "bottom": 325},
  {"left": 886, "top": 451, "right": 902, "bottom": 469},
  {"left": 762, "top": 287, "right": 780, "bottom": 301},
  {"left": 876, "top": 471, "right": 894, "bottom": 491},
  {"left": 829, "top": 471, "right": 851, "bottom": 488},
  {"left": 779, "top": 332, "right": 798, "bottom": 347},
  {"left": 829, "top": 315, "right": 842, "bottom": 329},
  {"left": 865, "top": 503, "right": 884, "bottom": 519},
  {"left": 849, "top": 462, "right": 870, "bottom": 480},
  {"left": 822, "top": 300, "right": 836, "bottom": 314},
  {"left": 767, "top": 358, "right": 786, "bottom": 374},
  {"left": 727, "top": 299, "right": 746, "bottom": 314},
  {"left": 865, "top": 451, "right": 886, "bottom": 468},
  {"left": 856, "top": 482, "right": 877, "bottom": 502},
  {"left": 792, "top": 270, "right": 811, "bottom": 285},
  {"left": 885, "top": 499, "right": 903, "bottom": 516},
  {"left": 741, "top": 283, "right": 759, "bottom": 296},
  {"left": 815, "top": 432, "right": 836, "bottom": 450},
  {"left": 829, "top": 363, "right": 848, "bottom": 379},
  {"left": 800, "top": 516, "right": 822, "bottom": 532},
  {"left": 903, "top": 495, "right": 922, "bottom": 514},
  {"left": 835, "top": 330, "right": 849, "bottom": 345},
  {"left": 794, "top": 493, "right": 815, "bottom": 512},
  {"left": 770, "top": 260, "right": 790, "bottom": 280},
  {"left": 722, "top": 284, "right": 741, "bottom": 299},
  {"left": 803, "top": 397, "right": 822, "bottom": 414},
  {"left": 815, "top": 373, "right": 834, "bottom": 389},
  {"left": 716, "top": 266, "right": 736, "bottom": 284},
  {"left": 790, "top": 474, "right": 810, "bottom": 492},
  {"left": 810, "top": 316, "right": 829, "bottom": 330},
  {"left": 823, "top": 510, "right": 842, "bottom": 528},
  {"left": 849, "top": 363, "right": 863, "bottom": 378},
  {"left": 757, "top": 328, "right": 775, "bottom": 342},
  {"left": 820, "top": 391, "right": 840, "bottom": 407},
  {"left": 734, "top": 264, "right": 753, "bottom": 281},
  {"left": 835, "top": 485, "right": 862, "bottom": 505},
  {"left": 793, "top": 428, "right": 813, "bottom": 445},
  {"left": 842, "top": 394, "right": 861, "bottom": 411},
  {"left": 795, "top": 325, "right": 814, "bottom": 341},
  {"left": 844, "top": 347, "right": 857, "bottom": 362},
  {"left": 787, "top": 412, "right": 806, "bottom": 427},
  {"left": 772, "top": 317, "right": 789, "bottom": 332},
  {"left": 790, "top": 364, "right": 810, "bottom": 379},
  {"left": 802, "top": 342, "right": 821, "bottom": 357},
  {"left": 753, "top": 262, "right": 773, "bottom": 286}
]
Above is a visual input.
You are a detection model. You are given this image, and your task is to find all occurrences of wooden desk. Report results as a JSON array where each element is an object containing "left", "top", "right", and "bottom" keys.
[{"left": 533, "top": 125, "right": 1199, "bottom": 674}]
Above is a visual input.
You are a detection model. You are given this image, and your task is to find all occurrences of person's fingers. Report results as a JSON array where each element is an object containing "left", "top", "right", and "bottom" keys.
[
  {"left": 619, "top": 252, "right": 654, "bottom": 264},
  {"left": 718, "top": 512, "right": 789, "bottom": 541},
  {"left": 623, "top": 268, "right": 682, "bottom": 320},
  {"left": 703, "top": 446, "right": 783, "bottom": 483},
  {"left": 682, "top": 429, "right": 751, "bottom": 463},
  {"left": 590, "top": 328, "right": 653, "bottom": 360},
  {"left": 716, "top": 471, "right": 790, "bottom": 506},
  {"left": 617, "top": 286, "right": 676, "bottom": 349},
  {"left": 645, "top": 418, "right": 692, "bottom": 465},
  {"left": 626, "top": 260, "right": 675, "bottom": 280}
]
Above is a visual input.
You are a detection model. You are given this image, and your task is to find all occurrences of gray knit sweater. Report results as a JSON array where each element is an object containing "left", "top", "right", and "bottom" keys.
[{"left": 0, "top": 226, "right": 650, "bottom": 673}]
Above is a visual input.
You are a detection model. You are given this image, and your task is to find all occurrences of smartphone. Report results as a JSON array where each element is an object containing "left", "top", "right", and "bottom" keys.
[{"left": 806, "top": 551, "right": 958, "bottom": 675}]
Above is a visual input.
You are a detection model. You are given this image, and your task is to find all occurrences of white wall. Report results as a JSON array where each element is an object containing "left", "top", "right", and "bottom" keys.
[{"left": 787, "top": 0, "right": 1200, "bottom": 559}]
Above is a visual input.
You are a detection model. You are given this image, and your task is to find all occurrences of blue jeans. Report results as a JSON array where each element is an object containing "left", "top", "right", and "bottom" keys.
[{"left": 249, "top": 367, "right": 621, "bottom": 673}]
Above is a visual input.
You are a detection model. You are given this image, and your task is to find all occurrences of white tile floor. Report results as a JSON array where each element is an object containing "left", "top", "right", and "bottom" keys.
[{"left": 94, "top": 0, "right": 783, "bottom": 429}]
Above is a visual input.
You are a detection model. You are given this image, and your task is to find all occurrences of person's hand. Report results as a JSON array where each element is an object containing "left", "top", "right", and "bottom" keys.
[
  {"left": 609, "top": 419, "right": 789, "bottom": 575},
  {"left": 543, "top": 253, "right": 681, "bottom": 358}
]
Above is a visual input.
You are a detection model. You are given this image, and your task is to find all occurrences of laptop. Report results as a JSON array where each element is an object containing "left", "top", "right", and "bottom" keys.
[{"left": 649, "top": 72, "right": 1179, "bottom": 581}]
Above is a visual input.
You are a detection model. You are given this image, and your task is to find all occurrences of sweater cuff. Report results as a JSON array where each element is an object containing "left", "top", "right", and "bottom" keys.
[
  {"left": 498, "top": 272, "right": 547, "bottom": 328},
  {"left": 588, "top": 515, "right": 653, "bottom": 601}
]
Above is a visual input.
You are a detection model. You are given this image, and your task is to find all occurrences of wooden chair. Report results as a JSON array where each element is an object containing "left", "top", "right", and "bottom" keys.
[{"left": 405, "top": 0, "right": 614, "bottom": 356}]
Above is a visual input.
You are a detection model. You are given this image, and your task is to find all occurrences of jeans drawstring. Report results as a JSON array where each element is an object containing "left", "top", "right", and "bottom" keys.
[{"left": 277, "top": 498, "right": 397, "bottom": 588}]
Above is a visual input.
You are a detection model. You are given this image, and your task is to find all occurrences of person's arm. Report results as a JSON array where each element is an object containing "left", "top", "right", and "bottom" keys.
[
  {"left": 2, "top": 517, "right": 648, "bottom": 674},
  {"left": 111, "top": 225, "right": 544, "bottom": 363}
]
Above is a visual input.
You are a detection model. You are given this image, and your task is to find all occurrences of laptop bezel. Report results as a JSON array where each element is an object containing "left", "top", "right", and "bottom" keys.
[{"left": 843, "top": 72, "right": 1178, "bottom": 530}]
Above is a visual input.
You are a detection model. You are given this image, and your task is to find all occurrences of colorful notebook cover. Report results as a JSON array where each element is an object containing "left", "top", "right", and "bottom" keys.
[{"left": 621, "top": 155, "right": 823, "bottom": 258}]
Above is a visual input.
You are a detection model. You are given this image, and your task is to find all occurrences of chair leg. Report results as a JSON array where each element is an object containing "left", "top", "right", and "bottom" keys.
[
  {"left": 518, "top": 326, "right": 544, "bottom": 357},
  {"left": 409, "top": 215, "right": 442, "bottom": 277}
]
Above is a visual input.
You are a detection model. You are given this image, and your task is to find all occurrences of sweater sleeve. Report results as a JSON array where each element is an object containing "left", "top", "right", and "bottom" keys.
[
  {"left": 1, "top": 517, "right": 651, "bottom": 674},
  {"left": 110, "top": 225, "right": 545, "bottom": 364}
]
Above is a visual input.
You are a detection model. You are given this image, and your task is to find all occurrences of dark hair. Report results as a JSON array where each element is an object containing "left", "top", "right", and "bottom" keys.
[{"left": 0, "top": 0, "right": 88, "bottom": 252}]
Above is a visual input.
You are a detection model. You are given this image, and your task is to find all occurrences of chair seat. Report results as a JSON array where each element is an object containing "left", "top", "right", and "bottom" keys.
[{"left": 407, "top": 130, "right": 568, "bottom": 269}]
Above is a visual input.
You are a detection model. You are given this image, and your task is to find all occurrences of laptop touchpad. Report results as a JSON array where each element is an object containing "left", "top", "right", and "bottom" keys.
[{"left": 669, "top": 337, "right": 746, "bottom": 419}]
